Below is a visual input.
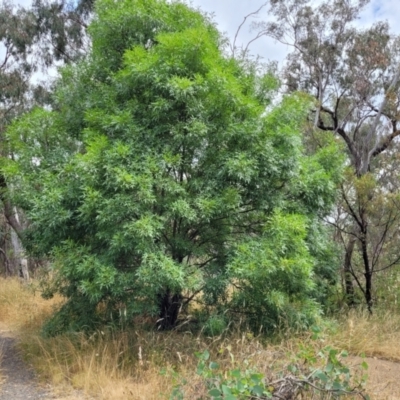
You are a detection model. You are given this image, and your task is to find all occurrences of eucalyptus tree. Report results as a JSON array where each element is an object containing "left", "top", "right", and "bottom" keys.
[
  {"left": 5, "top": 0, "right": 342, "bottom": 334},
  {"left": 254, "top": 0, "right": 400, "bottom": 310},
  {"left": 0, "top": 0, "right": 93, "bottom": 276},
  {"left": 30, "top": 0, "right": 93, "bottom": 64},
  {"left": 0, "top": 1, "right": 39, "bottom": 276}
]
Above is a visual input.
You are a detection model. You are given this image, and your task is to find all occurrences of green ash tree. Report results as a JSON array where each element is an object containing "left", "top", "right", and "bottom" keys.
[{"left": 5, "top": 0, "right": 343, "bottom": 333}]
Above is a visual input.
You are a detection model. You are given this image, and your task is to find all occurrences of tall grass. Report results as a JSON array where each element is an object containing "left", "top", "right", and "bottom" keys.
[
  {"left": 0, "top": 345, "right": 3, "bottom": 388},
  {"left": 0, "top": 278, "right": 178, "bottom": 398},
  {"left": 0, "top": 278, "right": 316, "bottom": 398},
  {"left": 1, "top": 277, "right": 400, "bottom": 399},
  {"left": 19, "top": 321, "right": 293, "bottom": 399},
  {"left": 330, "top": 308, "right": 400, "bottom": 361},
  {"left": 0, "top": 277, "right": 61, "bottom": 331}
]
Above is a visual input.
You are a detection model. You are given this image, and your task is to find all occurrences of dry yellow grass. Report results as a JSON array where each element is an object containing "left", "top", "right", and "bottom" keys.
[
  {"left": 324, "top": 309, "right": 400, "bottom": 400},
  {"left": 0, "top": 345, "right": 3, "bottom": 388},
  {"left": 0, "top": 277, "right": 62, "bottom": 330},
  {"left": 0, "top": 277, "right": 215, "bottom": 398},
  {"left": 0, "top": 277, "right": 315, "bottom": 399},
  {"left": 1, "top": 276, "right": 400, "bottom": 399},
  {"left": 330, "top": 309, "right": 400, "bottom": 361},
  {"left": 0, "top": 277, "right": 172, "bottom": 399}
]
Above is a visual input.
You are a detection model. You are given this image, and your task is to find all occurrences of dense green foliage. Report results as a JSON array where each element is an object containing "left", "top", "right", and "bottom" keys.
[{"left": 4, "top": 0, "right": 343, "bottom": 334}]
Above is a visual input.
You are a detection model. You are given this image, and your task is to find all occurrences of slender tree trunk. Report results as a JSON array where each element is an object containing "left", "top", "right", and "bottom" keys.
[
  {"left": 157, "top": 290, "right": 183, "bottom": 330},
  {"left": 0, "top": 175, "right": 30, "bottom": 279},
  {"left": 0, "top": 175, "right": 24, "bottom": 240},
  {"left": 10, "top": 227, "right": 29, "bottom": 280},
  {"left": 0, "top": 247, "right": 12, "bottom": 275},
  {"left": 343, "top": 235, "right": 356, "bottom": 307},
  {"left": 365, "top": 270, "right": 373, "bottom": 313},
  {"left": 360, "top": 230, "right": 373, "bottom": 314}
]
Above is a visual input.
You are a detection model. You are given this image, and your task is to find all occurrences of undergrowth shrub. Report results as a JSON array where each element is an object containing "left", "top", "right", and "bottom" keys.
[
  {"left": 170, "top": 328, "right": 370, "bottom": 400},
  {"left": 201, "top": 314, "right": 228, "bottom": 337}
]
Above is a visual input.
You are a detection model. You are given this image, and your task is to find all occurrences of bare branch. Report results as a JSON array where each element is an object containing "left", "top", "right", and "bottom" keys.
[
  {"left": 231, "top": 2, "right": 268, "bottom": 58},
  {"left": 365, "top": 63, "right": 400, "bottom": 167},
  {"left": 371, "top": 129, "right": 400, "bottom": 158}
]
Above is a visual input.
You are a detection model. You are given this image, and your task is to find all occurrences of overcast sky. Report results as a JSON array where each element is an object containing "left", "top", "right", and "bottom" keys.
[
  {"left": 188, "top": 0, "right": 400, "bottom": 65},
  {"left": 189, "top": 0, "right": 286, "bottom": 64},
  {"left": 15, "top": 0, "right": 400, "bottom": 67}
]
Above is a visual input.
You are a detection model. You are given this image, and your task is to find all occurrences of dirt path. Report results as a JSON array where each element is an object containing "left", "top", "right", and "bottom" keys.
[
  {"left": 0, "top": 326, "right": 90, "bottom": 400},
  {"left": 0, "top": 333, "right": 51, "bottom": 399},
  {"left": 349, "top": 356, "right": 400, "bottom": 400}
]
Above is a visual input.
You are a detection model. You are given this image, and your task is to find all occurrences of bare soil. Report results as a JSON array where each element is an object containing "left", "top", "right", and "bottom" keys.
[
  {"left": 349, "top": 356, "right": 400, "bottom": 400},
  {"left": 0, "top": 333, "right": 50, "bottom": 399},
  {"left": 0, "top": 325, "right": 89, "bottom": 400}
]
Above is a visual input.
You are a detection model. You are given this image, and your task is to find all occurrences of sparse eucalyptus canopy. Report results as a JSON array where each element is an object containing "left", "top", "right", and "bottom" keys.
[{"left": 256, "top": 0, "right": 400, "bottom": 310}]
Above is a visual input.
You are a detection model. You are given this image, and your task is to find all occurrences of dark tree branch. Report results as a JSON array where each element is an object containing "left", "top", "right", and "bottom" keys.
[
  {"left": 341, "top": 185, "right": 363, "bottom": 230},
  {"left": 371, "top": 129, "right": 400, "bottom": 158},
  {"left": 230, "top": 2, "right": 267, "bottom": 58}
]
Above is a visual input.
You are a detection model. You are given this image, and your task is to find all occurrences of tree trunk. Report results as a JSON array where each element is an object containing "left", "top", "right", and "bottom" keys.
[
  {"left": 360, "top": 232, "right": 373, "bottom": 314},
  {"left": 10, "top": 227, "right": 29, "bottom": 280},
  {"left": 0, "top": 175, "right": 24, "bottom": 240},
  {"left": 365, "top": 270, "right": 373, "bottom": 314},
  {"left": 343, "top": 235, "right": 356, "bottom": 307},
  {"left": 0, "top": 247, "right": 12, "bottom": 276},
  {"left": 157, "top": 290, "right": 183, "bottom": 330},
  {"left": 0, "top": 175, "right": 30, "bottom": 279}
]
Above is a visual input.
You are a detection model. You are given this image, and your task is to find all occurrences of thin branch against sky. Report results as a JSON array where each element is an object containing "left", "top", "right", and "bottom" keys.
[{"left": 189, "top": 0, "right": 400, "bottom": 63}]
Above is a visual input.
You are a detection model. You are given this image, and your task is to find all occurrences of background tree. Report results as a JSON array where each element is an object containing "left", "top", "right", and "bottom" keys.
[
  {"left": 5, "top": 0, "right": 342, "bottom": 334},
  {"left": 30, "top": 0, "right": 92, "bottom": 64},
  {"left": 0, "top": 1, "right": 38, "bottom": 277},
  {"left": 254, "top": 0, "right": 400, "bottom": 311},
  {"left": 0, "top": 0, "right": 93, "bottom": 277}
]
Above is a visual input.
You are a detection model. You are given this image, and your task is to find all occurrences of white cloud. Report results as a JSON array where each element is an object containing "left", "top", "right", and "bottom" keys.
[{"left": 360, "top": 0, "right": 400, "bottom": 33}]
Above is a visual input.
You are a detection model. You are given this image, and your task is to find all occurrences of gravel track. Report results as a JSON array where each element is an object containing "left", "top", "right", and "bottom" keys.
[{"left": 0, "top": 334, "right": 50, "bottom": 399}]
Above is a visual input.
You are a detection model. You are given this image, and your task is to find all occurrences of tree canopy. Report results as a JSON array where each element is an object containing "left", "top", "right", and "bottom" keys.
[
  {"left": 4, "top": 0, "right": 343, "bottom": 334},
  {"left": 252, "top": 0, "right": 400, "bottom": 311}
]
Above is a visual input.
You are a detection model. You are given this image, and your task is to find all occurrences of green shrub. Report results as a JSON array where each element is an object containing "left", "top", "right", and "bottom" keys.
[{"left": 171, "top": 333, "right": 369, "bottom": 399}]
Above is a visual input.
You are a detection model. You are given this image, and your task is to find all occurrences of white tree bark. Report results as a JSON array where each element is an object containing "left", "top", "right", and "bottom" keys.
[{"left": 10, "top": 208, "right": 29, "bottom": 280}]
